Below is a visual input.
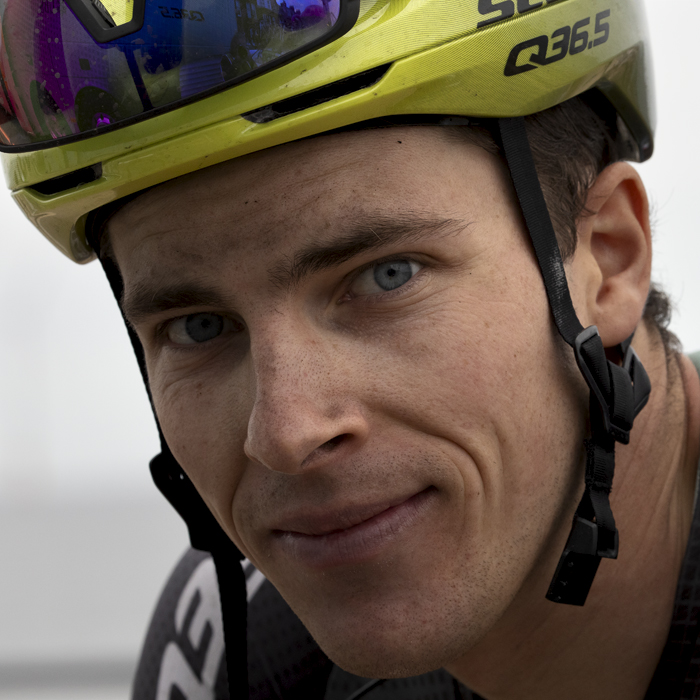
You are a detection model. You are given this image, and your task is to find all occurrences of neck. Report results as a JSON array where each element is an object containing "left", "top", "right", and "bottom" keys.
[{"left": 446, "top": 325, "right": 700, "bottom": 700}]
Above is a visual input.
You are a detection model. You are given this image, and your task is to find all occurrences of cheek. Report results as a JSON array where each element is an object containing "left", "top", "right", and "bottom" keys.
[
  {"left": 353, "top": 259, "right": 583, "bottom": 528},
  {"left": 148, "top": 360, "right": 251, "bottom": 535}
]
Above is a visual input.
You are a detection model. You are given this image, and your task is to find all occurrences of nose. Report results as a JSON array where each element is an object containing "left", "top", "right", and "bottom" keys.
[{"left": 243, "top": 325, "right": 368, "bottom": 473}]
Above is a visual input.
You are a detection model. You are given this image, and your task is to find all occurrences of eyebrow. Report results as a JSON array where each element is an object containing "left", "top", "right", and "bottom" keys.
[
  {"left": 121, "top": 214, "right": 471, "bottom": 325},
  {"left": 122, "top": 282, "right": 228, "bottom": 327},
  {"left": 269, "top": 214, "right": 470, "bottom": 291}
]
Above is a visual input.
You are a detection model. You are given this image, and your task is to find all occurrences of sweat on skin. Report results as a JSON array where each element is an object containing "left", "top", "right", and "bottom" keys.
[{"left": 107, "top": 127, "right": 700, "bottom": 700}]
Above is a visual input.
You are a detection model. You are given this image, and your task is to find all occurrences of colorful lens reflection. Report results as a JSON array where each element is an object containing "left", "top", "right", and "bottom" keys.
[{"left": 0, "top": 0, "right": 341, "bottom": 147}]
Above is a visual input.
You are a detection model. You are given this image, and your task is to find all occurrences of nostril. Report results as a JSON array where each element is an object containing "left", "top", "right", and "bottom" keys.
[
  {"left": 299, "top": 433, "right": 351, "bottom": 470},
  {"left": 321, "top": 433, "right": 349, "bottom": 450}
]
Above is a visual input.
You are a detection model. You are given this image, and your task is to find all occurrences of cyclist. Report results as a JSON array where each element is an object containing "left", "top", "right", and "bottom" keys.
[{"left": 1, "top": 1, "right": 698, "bottom": 698}]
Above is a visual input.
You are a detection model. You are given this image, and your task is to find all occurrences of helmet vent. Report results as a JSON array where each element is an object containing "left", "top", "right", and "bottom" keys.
[
  {"left": 242, "top": 64, "right": 391, "bottom": 125},
  {"left": 30, "top": 163, "right": 103, "bottom": 197}
]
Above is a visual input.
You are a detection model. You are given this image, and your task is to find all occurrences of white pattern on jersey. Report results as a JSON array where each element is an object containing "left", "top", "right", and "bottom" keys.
[{"left": 155, "top": 558, "right": 266, "bottom": 700}]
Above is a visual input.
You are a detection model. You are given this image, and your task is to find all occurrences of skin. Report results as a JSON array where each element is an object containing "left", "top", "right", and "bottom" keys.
[{"left": 109, "top": 127, "right": 700, "bottom": 699}]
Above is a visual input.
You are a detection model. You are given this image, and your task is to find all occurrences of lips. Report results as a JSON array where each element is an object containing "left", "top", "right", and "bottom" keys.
[
  {"left": 272, "top": 488, "right": 430, "bottom": 536},
  {"left": 270, "top": 487, "right": 437, "bottom": 568}
]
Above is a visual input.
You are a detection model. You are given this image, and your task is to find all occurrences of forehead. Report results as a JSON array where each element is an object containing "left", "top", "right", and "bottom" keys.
[{"left": 107, "top": 127, "right": 501, "bottom": 275}]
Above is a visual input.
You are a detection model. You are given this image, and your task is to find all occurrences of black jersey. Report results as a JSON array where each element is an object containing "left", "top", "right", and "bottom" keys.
[
  {"left": 132, "top": 354, "right": 700, "bottom": 700},
  {"left": 131, "top": 550, "right": 479, "bottom": 700}
]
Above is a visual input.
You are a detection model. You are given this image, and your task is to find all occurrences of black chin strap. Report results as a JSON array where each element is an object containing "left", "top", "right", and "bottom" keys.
[
  {"left": 497, "top": 117, "right": 651, "bottom": 605},
  {"left": 94, "top": 247, "right": 249, "bottom": 698}
]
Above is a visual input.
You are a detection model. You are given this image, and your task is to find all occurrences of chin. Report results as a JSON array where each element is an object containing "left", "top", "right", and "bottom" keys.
[{"left": 304, "top": 607, "right": 478, "bottom": 681}]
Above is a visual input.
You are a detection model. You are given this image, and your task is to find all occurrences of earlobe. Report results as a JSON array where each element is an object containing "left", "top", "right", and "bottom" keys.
[{"left": 570, "top": 162, "right": 652, "bottom": 348}]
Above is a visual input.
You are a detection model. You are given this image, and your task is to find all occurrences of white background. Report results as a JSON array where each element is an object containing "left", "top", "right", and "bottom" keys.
[{"left": 0, "top": 0, "right": 699, "bottom": 696}]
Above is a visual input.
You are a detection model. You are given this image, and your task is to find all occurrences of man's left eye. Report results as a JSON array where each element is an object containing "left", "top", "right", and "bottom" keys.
[{"left": 349, "top": 260, "right": 422, "bottom": 297}]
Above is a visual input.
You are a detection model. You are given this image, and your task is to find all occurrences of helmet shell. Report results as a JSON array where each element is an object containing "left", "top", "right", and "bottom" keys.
[{"left": 1, "top": 0, "right": 654, "bottom": 262}]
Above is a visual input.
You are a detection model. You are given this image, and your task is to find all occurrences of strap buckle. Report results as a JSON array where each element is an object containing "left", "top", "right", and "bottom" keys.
[{"left": 546, "top": 515, "right": 619, "bottom": 606}]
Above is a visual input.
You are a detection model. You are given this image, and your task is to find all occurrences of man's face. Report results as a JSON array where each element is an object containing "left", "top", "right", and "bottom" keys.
[{"left": 110, "top": 128, "right": 587, "bottom": 677}]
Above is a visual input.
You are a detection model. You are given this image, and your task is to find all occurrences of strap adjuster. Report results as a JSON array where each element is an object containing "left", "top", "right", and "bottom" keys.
[{"left": 574, "top": 326, "right": 635, "bottom": 444}]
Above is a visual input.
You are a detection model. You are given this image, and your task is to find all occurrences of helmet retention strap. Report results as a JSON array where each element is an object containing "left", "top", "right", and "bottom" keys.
[{"left": 496, "top": 117, "right": 651, "bottom": 606}]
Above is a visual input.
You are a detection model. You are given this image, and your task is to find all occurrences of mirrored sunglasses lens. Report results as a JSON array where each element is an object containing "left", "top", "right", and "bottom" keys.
[{"left": 0, "top": 0, "right": 342, "bottom": 147}]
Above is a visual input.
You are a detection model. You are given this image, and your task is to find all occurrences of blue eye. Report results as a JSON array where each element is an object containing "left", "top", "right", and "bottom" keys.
[
  {"left": 349, "top": 259, "right": 422, "bottom": 297},
  {"left": 373, "top": 261, "right": 415, "bottom": 291},
  {"left": 167, "top": 313, "right": 228, "bottom": 345}
]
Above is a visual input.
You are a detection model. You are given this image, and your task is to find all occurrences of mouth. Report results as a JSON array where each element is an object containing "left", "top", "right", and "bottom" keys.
[{"left": 270, "top": 487, "right": 437, "bottom": 569}]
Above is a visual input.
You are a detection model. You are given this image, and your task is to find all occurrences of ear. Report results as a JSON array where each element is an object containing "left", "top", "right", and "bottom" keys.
[{"left": 566, "top": 162, "right": 652, "bottom": 348}]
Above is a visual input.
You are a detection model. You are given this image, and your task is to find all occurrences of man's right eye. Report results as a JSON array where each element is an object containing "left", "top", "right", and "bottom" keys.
[{"left": 166, "top": 313, "right": 234, "bottom": 345}]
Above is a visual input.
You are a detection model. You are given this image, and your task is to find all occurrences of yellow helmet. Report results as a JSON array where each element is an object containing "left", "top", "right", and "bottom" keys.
[{"left": 0, "top": 0, "right": 653, "bottom": 262}]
